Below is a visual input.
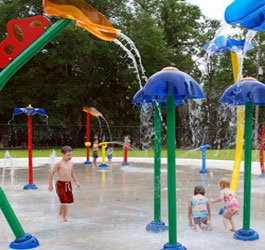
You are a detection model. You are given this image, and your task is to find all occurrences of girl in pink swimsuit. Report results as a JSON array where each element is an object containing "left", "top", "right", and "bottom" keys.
[{"left": 212, "top": 178, "right": 240, "bottom": 232}]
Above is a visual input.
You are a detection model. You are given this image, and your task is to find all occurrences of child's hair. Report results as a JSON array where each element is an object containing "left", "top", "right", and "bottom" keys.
[
  {"left": 219, "top": 178, "right": 230, "bottom": 189},
  {"left": 61, "top": 146, "right": 73, "bottom": 154},
  {"left": 194, "top": 185, "right": 205, "bottom": 195}
]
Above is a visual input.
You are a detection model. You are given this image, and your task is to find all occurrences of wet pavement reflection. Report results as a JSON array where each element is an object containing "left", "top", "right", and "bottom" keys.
[{"left": 0, "top": 162, "right": 265, "bottom": 250}]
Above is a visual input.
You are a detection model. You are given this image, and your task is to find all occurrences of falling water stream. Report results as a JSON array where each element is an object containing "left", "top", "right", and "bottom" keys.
[
  {"left": 101, "top": 116, "right": 112, "bottom": 142},
  {"left": 113, "top": 33, "right": 154, "bottom": 149},
  {"left": 189, "top": 24, "right": 257, "bottom": 149}
]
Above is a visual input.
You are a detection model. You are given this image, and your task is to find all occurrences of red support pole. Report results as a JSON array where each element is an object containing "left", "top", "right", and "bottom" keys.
[
  {"left": 86, "top": 113, "right": 90, "bottom": 162},
  {"left": 28, "top": 114, "right": 33, "bottom": 184},
  {"left": 260, "top": 124, "right": 265, "bottom": 176},
  {"left": 122, "top": 142, "right": 130, "bottom": 166},
  {"left": 124, "top": 146, "right": 128, "bottom": 163}
]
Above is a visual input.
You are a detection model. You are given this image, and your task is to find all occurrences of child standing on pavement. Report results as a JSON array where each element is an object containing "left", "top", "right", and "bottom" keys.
[
  {"left": 107, "top": 143, "right": 113, "bottom": 165},
  {"left": 211, "top": 178, "right": 240, "bottom": 232},
  {"left": 48, "top": 146, "right": 80, "bottom": 222},
  {"left": 92, "top": 138, "right": 99, "bottom": 167}
]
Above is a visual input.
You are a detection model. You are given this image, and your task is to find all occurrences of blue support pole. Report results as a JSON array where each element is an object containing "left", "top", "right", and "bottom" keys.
[{"left": 199, "top": 144, "right": 211, "bottom": 174}]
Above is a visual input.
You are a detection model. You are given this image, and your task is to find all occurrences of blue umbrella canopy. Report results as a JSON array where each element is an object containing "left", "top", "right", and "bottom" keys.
[
  {"left": 141, "top": 67, "right": 205, "bottom": 102},
  {"left": 225, "top": 0, "right": 265, "bottom": 31},
  {"left": 203, "top": 35, "right": 254, "bottom": 54},
  {"left": 219, "top": 77, "right": 265, "bottom": 105},
  {"left": 132, "top": 88, "right": 185, "bottom": 107},
  {"left": 13, "top": 105, "right": 48, "bottom": 116}
]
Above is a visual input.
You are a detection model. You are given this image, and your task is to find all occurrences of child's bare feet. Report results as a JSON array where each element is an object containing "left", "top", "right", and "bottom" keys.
[
  {"left": 230, "top": 228, "right": 237, "bottom": 232},
  {"left": 195, "top": 224, "right": 202, "bottom": 232},
  {"left": 58, "top": 215, "right": 64, "bottom": 222}
]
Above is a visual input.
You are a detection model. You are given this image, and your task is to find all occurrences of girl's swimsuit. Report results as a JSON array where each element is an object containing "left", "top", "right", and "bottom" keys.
[
  {"left": 223, "top": 189, "right": 240, "bottom": 215},
  {"left": 192, "top": 196, "right": 209, "bottom": 224}
]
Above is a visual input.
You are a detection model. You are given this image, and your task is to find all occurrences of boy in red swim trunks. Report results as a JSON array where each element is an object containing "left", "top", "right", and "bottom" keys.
[{"left": 48, "top": 146, "right": 80, "bottom": 222}]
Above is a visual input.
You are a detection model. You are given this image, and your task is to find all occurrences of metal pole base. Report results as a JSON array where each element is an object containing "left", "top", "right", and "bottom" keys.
[
  {"left": 84, "top": 160, "right": 92, "bottom": 166},
  {"left": 99, "top": 164, "right": 108, "bottom": 168},
  {"left": 199, "top": 169, "right": 208, "bottom": 174},
  {"left": 10, "top": 233, "right": 39, "bottom": 249},
  {"left": 146, "top": 221, "right": 168, "bottom": 233},
  {"left": 234, "top": 229, "right": 259, "bottom": 241},
  {"left": 122, "top": 162, "right": 129, "bottom": 166},
  {"left": 23, "top": 184, "right": 38, "bottom": 190},
  {"left": 161, "top": 242, "right": 187, "bottom": 250}
]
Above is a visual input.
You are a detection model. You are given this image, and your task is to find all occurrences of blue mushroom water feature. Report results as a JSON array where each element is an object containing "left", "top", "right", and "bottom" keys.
[
  {"left": 220, "top": 77, "right": 265, "bottom": 241},
  {"left": 136, "top": 66, "right": 205, "bottom": 250},
  {"left": 225, "top": 0, "right": 265, "bottom": 31}
]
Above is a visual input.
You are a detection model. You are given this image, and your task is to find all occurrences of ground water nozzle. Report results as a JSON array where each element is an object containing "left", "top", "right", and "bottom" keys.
[{"left": 199, "top": 144, "right": 211, "bottom": 174}]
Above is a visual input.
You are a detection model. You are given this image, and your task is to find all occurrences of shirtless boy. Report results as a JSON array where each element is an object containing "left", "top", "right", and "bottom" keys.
[{"left": 48, "top": 146, "right": 80, "bottom": 222}]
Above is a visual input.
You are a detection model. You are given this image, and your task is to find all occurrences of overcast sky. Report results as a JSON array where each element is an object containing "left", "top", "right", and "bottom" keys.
[{"left": 186, "top": 0, "right": 234, "bottom": 21}]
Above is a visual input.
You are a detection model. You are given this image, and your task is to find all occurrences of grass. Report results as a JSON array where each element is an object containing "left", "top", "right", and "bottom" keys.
[{"left": 0, "top": 148, "right": 263, "bottom": 162}]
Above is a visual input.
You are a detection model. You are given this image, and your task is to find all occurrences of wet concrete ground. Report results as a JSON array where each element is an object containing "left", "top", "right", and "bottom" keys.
[{"left": 0, "top": 162, "right": 265, "bottom": 250}]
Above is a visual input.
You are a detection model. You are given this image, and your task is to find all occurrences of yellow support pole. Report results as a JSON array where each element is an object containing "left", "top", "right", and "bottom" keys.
[
  {"left": 99, "top": 142, "right": 108, "bottom": 168},
  {"left": 230, "top": 52, "right": 245, "bottom": 193}
]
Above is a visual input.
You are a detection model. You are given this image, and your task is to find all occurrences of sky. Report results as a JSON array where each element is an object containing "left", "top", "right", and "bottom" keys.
[{"left": 186, "top": 0, "right": 234, "bottom": 21}]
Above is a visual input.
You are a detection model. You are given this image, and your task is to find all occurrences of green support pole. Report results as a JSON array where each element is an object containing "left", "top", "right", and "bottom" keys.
[
  {"left": 146, "top": 103, "right": 167, "bottom": 233},
  {"left": 0, "top": 187, "right": 25, "bottom": 238},
  {"left": 0, "top": 19, "right": 72, "bottom": 92},
  {"left": 154, "top": 103, "right": 162, "bottom": 222},
  {"left": 166, "top": 94, "right": 177, "bottom": 244},
  {"left": 243, "top": 102, "right": 253, "bottom": 230},
  {"left": 234, "top": 101, "right": 258, "bottom": 241}
]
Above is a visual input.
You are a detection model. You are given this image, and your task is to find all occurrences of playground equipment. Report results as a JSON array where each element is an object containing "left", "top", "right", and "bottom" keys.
[
  {"left": 0, "top": 187, "right": 39, "bottom": 249},
  {"left": 0, "top": 1, "right": 116, "bottom": 248},
  {"left": 203, "top": 36, "right": 253, "bottom": 193},
  {"left": 133, "top": 91, "right": 168, "bottom": 233},
  {"left": 83, "top": 107, "right": 103, "bottom": 165},
  {"left": 260, "top": 124, "right": 265, "bottom": 177},
  {"left": 99, "top": 142, "right": 108, "bottom": 168},
  {"left": 43, "top": 0, "right": 118, "bottom": 41},
  {"left": 199, "top": 144, "right": 211, "bottom": 174},
  {"left": 122, "top": 137, "right": 131, "bottom": 166},
  {"left": 203, "top": 35, "right": 253, "bottom": 54},
  {"left": 220, "top": 77, "right": 265, "bottom": 241},
  {"left": 224, "top": 0, "right": 265, "bottom": 190},
  {"left": 0, "top": 0, "right": 118, "bottom": 92},
  {"left": 10, "top": 105, "right": 48, "bottom": 190},
  {"left": 225, "top": 0, "right": 265, "bottom": 31},
  {"left": 132, "top": 88, "right": 185, "bottom": 233},
  {"left": 134, "top": 66, "right": 205, "bottom": 250}
]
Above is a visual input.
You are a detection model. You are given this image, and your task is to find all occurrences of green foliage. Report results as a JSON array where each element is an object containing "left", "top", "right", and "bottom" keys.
[{"left": 0, "top": 0, "right": 264, "bottom": 149}]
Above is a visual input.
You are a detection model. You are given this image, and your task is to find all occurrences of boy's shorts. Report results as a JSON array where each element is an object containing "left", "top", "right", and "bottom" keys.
[{"left": 56, "top": 181, "right": 73, "bottom": 204}]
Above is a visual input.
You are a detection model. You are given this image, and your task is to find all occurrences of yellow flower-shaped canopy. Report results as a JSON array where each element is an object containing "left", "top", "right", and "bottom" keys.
[{"left": 43, "top": 0, "right": 119, "bottom": 41}]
